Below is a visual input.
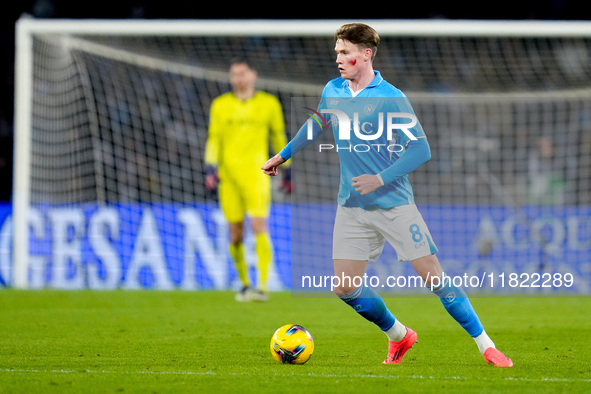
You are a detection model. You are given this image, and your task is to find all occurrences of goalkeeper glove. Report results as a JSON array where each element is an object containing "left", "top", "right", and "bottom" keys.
[{"left": 205, "top": 165, "right": 219, "bottom": 193}]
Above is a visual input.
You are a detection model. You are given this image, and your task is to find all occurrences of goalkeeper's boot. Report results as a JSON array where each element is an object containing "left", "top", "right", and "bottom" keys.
[
  {"left": 483, "top": 347, "right": 513, "bottom": 367},
  {"left": 382, "top": 327, "right": 418, "bottom": 364},
  {"left": 250, "top": 289, "right": 269, "bottom": 302},
  {"left": 235, "top": 286, "right": 252, "bottom": 302}
]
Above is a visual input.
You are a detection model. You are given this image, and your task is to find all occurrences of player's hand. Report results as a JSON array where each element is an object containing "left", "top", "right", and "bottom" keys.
[
  {"left": 352, "top": 174, "right": 382, "bottom": 195},
  {"left": 205, "top": 165, "right": 219, "bottom": 192},
  {"left": 261, "top": 154, "right": 286, "bottom": 176}
]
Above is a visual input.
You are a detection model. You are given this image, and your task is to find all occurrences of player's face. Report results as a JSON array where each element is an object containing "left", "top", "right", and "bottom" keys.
[
  {"left": 229, "top": 63, "right": 257, "bottom": 91},
  {"left": 335, "top": 39, "right": 371, "bottom": 80}
]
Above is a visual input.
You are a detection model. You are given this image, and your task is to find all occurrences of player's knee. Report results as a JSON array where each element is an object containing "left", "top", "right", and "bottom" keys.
[
  {"left": 230, "top": 234, "right": 243, "bottom": 245},
  {"left": 251, "top": 217, "right": 267, "bottom": 234},
  {"left": 334, "top": 284, "right": 357, "bottom": 298},
  {"left": 411, "top": 254, "right": 443, "bottom": 287},
  {"left": 229, "top": 223, "right": 244, "bottom": 245}
]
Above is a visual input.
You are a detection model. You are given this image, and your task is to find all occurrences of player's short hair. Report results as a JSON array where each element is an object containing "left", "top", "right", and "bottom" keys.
[
  {"left": 335, "top": 23, "right": 380, "bottom": 60},
  {"left": 229, "top": 57, "right": 255, "bottom": 71}
]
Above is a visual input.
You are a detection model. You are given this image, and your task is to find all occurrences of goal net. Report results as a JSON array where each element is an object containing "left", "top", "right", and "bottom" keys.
[{"left": 6, "top": 19, "right": 591, "bottom": 293}]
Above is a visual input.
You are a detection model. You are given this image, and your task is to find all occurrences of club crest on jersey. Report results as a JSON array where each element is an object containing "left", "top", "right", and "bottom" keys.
[{"left": 363, "top": 104, "right": 376, "bottom": 115}]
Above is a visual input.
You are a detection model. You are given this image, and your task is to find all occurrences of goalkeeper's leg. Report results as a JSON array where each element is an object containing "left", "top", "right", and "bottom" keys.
[
  {"left": 245, "top": 176, "right": 272, "bottom": 300},
  {"left": 252, "top": 217, "right": 272, "bottom": 297},
  {"left": 220, "top": 181, "right": 252, "bottom": 301},
  {"left": 412, "top": 254, "right": 513, "bottom": 367},
  {"left": 228, "top": 222, "right": 249, "bottom": 289}
]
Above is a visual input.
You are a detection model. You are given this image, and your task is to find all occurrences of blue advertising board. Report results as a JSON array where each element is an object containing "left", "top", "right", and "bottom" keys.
[{"left": 0, "top": 203, "right": 589, "bottom": 294}]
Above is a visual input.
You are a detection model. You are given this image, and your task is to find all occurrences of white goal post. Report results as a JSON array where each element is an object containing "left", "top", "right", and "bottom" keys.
[{"left": 12, "top": 18, "right": 591, "bottom": 290}]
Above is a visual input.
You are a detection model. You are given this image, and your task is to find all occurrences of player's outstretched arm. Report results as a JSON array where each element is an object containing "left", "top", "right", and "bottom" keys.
[
  {"left": 262, "top": 153, "right": 287, "bottom": 176},
  {"left": 262, "top": 108, "right": 327, "bottom": 177}
]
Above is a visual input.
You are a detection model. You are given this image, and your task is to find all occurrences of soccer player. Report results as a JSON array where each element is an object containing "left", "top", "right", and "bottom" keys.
[
  {"left": 205, "top": 58, "right": 289, "bottom": 302},
  {"left": 262, "top": 23, "right": 513, "bottom": 366}
]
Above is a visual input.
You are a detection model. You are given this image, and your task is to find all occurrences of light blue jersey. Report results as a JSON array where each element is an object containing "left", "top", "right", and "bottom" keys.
[{"left": 280, "top": 71, "right": 431, "bottom": 210}]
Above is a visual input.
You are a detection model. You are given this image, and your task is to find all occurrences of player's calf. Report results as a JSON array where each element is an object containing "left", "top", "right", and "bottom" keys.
[
  {"left": 338, "top": 285, "right": 396, "bottom": 332},
  {"left": 430, "top": 276, "right": 513, "bottom": 367},
  {"left": 338, "top": 284, "right": 418, "bottom": 363}
]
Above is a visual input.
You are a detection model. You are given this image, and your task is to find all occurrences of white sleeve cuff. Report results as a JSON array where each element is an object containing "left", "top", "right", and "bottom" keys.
[{"left": 376, "top": 173, "right": 385, "bottom": 186}]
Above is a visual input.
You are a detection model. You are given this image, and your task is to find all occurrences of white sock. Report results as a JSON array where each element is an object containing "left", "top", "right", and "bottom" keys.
[
  {"left": 474, "top": 330, "right": 495, "bottom": 355},
  {"left": 384, "top": 319, "right": 407, "bottom": 342}
]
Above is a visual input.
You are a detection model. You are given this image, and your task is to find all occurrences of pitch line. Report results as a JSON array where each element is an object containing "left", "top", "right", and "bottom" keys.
[{"left": 1, "top": 368, "right": 590, "bottom": 383}]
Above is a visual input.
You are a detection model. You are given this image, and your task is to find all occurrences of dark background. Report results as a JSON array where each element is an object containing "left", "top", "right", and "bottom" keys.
[{"left": 1, "top": 0, "right": 590, "bottom": 201}]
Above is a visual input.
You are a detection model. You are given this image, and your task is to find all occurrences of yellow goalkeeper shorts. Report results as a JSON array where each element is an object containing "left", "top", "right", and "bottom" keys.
[{"left": 218, "top": 173, "right": 271, "bottom": 223}]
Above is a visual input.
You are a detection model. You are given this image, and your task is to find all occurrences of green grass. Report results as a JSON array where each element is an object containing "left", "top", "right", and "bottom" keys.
[{"left": 0, "top": 291, "right": 590, "bottom": 393}]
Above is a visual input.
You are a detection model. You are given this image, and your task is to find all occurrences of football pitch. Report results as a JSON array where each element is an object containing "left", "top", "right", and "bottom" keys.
[{"left": 1, "top": 291, "right": 590, "bottom": 393}]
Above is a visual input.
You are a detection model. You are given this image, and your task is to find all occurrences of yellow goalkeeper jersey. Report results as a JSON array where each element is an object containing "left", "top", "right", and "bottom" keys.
[{"left": 205, "top": 91, "right": 287, "bottom": 181}]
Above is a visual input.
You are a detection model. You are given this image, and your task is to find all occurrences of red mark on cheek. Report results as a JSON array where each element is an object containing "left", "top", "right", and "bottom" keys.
[{"left": 351, "top": 59, "right": 357, "bottom": 66}]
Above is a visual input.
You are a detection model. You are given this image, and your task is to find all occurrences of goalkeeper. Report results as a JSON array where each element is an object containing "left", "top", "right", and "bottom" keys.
[
  {"left": 205, "top": 58, "right": 290, "bottom": 302},
  {"left": 262, "top": 23, "right": 512, "bottom": 366}
]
